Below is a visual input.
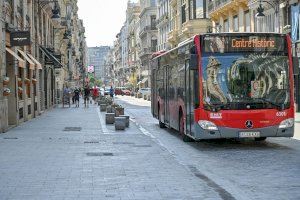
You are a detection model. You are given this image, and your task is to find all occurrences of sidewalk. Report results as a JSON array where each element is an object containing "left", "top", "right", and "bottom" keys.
[{"left": 0, "top": 100, "right": 220, "bottom": 200}]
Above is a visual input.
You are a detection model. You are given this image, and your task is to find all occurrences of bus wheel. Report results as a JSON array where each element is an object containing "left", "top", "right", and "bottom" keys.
[
  {"left": 179, "top": 113, "right": 193, "bottom": 142},
  {"left": 255, "top": 137, "right": 267, "bottom": 141}
]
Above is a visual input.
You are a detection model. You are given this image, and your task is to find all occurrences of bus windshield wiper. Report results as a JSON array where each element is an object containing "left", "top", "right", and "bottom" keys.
[{"left": 256, "top": 98, "right": 283, "bottom": 110}]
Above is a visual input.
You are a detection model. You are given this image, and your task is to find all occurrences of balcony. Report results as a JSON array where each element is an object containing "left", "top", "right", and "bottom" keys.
[
  {"left": 208, "top": 0, "right": 248, "bottom": 19},
  {"left": 139, "top": 25, "right": 157, "bottom": 37},
  {"left": 139, "top": 47, "right": 156, "bottom": 57},
  {"left": 157, "top": 14, "right": 169, "bottom": 26}
]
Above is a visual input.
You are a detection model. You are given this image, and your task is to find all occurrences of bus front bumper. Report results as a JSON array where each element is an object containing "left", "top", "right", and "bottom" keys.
[{"left": 193, "top": 124, "right": 294, "bottom": 140}]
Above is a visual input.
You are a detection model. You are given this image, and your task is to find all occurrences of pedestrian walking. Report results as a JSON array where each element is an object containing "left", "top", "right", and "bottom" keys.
[
  {"left": 73, "top": 87, "right": 80, "bottom": 107},
  {"left": 92, "top": 86, "right": 99, "bottom": 104},
  {"left": 84, "top": 85, "right": 90, "bottom": 108},
  {"left": 109, "top": 86, "right": 114, "bottom": 101}
]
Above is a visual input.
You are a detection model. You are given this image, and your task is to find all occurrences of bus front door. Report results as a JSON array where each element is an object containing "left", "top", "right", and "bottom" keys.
[{"left": 185, "top": 60, "right": 195, "bottom": 136}]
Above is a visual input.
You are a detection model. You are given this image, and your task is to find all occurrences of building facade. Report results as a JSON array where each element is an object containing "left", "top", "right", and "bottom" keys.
[
  {"left": 87, "top": 46, "right": 110, "bottom": 80},
  {"left": 0, "top": 0, "right": 86, "bottom": 132},
  {"left": 168, "top": 0, "right": 211, "bottom": 48},
  {"left": 139, "top": 0, "right": 158, "bottom": 88},
  {"left": 157, "top": 0, "right": 171, "bottom": 51}
]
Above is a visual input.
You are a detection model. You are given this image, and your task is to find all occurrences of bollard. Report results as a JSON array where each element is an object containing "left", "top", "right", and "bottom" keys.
[
  {"left": 105, "top": 113, "right": 115, "bottom": 124},
  {"left": 115, "top": 117, "right": 126, "bottom": 130},
  {"left": 100, "top": 104, "right": 107, "bottom": 112},
  {"left": 119, "top": 115, "right": 129, "bottom": 127}
]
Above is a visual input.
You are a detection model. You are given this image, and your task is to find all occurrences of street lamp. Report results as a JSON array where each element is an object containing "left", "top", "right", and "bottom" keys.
[{"left": 255, "top": 0, "right": 280, "bottom": 32}]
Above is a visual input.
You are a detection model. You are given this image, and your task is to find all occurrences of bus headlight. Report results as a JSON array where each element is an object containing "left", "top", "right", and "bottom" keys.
[
  {"left": 198, "top": 120, "right": 218, "bottom": 131},
  {"left": 279, "top": 118, "right": 294, "bottom": 129}
]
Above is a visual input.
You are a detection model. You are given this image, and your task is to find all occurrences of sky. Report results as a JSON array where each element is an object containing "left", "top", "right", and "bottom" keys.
[{"left": 77, "top": 0, "right": 134, "bottom": 47}]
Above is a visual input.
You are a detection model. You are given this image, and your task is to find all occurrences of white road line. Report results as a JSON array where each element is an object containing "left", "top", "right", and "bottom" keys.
[
  {"left": 138, "top": 125, "right": 155, "bottom": 139},
  {"left": 96, "top": 108, "right": 110, "bottom": 133}
]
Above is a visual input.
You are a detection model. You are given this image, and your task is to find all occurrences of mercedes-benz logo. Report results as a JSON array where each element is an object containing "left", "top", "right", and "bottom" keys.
[{"left": 245, "top": 120, "right": 253, "bottom": 129}]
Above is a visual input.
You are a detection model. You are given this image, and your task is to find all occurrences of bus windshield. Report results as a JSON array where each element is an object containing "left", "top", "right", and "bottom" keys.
[{"left": 202, "top": 52, "right": 290, "bottom": 110}]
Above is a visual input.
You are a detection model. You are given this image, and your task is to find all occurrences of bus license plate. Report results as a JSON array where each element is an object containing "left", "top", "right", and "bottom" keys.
[{"left": 239, "top": 132, "right": 260, "bottom": 138}]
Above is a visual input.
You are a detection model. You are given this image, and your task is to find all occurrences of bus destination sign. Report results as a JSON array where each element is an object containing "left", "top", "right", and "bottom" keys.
[{"left": 203, "top": 35, "right": 286, "bottom": 53}]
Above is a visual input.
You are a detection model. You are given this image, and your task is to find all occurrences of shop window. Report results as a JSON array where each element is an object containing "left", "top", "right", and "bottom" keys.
[
  {"left": 28, "top": 105, "right": 31, "bottom": 115},
  {"left": 19, "top": 107, "right": 23, "bottom": 119}
]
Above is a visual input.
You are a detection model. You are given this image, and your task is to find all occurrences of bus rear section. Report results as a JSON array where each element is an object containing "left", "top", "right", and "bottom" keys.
[{"left": 151, "top": 33, "right": 294, "bottom": 141}]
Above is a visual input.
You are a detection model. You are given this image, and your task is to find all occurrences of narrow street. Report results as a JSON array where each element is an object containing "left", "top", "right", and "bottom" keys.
[{"left": 0, "top": 96, "right": 299, "bottom": 200}]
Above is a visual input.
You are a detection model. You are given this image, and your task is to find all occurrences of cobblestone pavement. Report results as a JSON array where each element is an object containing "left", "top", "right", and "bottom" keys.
[
  {"left": 115, "top": 95, "right": 300, "bottom": 200},
  {"left": 0, "top": 100, "right": 221, "bottom": 200}
]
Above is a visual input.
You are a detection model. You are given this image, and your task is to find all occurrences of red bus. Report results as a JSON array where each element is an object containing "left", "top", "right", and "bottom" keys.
[{"left": 151, "top": 33, "right": 294, "bottom": 142}]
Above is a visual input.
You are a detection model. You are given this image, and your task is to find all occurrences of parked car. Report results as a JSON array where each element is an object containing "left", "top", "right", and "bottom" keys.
[
  {"left": 138, "top": 88, "right": 151, "bottom": 96},
  {"left": 114, "top": 88, "right": 123, "bottom": 95},
  {"left": 121, "top": 89, "right": 131, "bottom": 96}
]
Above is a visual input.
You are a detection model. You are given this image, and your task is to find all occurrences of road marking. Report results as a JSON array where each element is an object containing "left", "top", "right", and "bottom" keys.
[
  {"left": 96, "top": 108, "right": 109, "bottom": 133},
  {"left": 138, "top": 126, "right": 155, "bottom": 139}
]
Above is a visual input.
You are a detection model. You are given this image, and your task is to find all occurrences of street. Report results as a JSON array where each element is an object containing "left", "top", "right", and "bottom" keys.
[{"left": 0, "top": 96, "right": 299, "bottom": 200}]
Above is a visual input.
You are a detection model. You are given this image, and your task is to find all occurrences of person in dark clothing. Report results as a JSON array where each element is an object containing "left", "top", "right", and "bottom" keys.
[
  {"left": 109, "top": 86, "right": 114, "bottom": 98},
  {"left": 73, "top": 87, "right": 80, "bottom": 107},
  {"left": 84, "top": 85, "right": 90, "bottom": 108}
]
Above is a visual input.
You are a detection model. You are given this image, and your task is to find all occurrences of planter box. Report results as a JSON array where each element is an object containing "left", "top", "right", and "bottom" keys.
[
  {"left": 115, "top": 117, "right": 126, "bottom": 130},
  {"left": 105, "top": 113, "right": 115, "bottom": 124},
  {"left": 100, "top": 104, "right": 107, "bottom": 112},
  {"left": 119, "top": 115, "right": 129, "bottom": 127},
  {"left": 106, "top": 106, "right": 113, "bottom": 113}
]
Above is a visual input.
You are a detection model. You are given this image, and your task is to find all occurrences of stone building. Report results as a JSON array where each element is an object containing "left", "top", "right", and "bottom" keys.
[
  {"left": 87, "top": 46, "right": 110, "bottom": 80},
  {"left": 0, "top": 0, "right": 86, "bottom": 132},
  {"left": 157, "top": 0, "right": 171, "bottom": 51},
  {"left": 168, "top": 0, "right": 211, "bottom": 48},
  {"left": 138, "top": 0, "right": 158, "bottom": 88}
]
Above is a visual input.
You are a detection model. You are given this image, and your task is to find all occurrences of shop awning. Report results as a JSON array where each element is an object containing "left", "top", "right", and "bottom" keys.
[
  {"left": 18, "top": 49, "right": 35, "bottom": 70},
  {"left": 39, "top": 46, "right": 63, "bottom": 68},
  {"left": 5, "top": 47, "right": 25, "bottom": 68},
  {"left": 26, "top": 53, "right": 42, "bottom": 70},
  {"left": 141, "top": 77, "right": 148, "bottom": 84}
]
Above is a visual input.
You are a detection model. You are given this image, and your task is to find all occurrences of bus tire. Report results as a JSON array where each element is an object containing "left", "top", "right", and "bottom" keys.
[
  {"left": 179, "top": 111, "right": 193, "bottom": 142},
  {"left": 255, "top": 137, "right": 267, "bottom": 141}
]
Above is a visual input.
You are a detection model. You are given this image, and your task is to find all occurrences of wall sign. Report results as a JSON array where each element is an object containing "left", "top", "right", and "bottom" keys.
[{"left": 10, "top": 31, "right": 30, "bottom": 46}]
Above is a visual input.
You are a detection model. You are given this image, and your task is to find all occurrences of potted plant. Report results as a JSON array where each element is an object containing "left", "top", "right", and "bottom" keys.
[
  {"left": 17, "top": 78, "right": 22, "bottom": 86},
  {"left": 32, "top": 78, "right": 37, "bottom": 84},
  {"left": 115, "top": 105, "right": 124, "bottom": 117},
  {"left": 3, "top": 88, "right": 11, "bottom": 96},
  {"left": 24, "top": 78, "right": 30, "bottom": 84},
  {"left": 3, "top": 77, "right": 9, "bottom": 85},
  {"left": 18, "top": 87, "right": 23, "bottom": 94}
]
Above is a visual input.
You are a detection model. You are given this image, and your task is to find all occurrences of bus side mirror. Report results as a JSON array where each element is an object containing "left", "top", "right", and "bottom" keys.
[{"left": 189, "top": 54, "right": 198, "bottom": 70}]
